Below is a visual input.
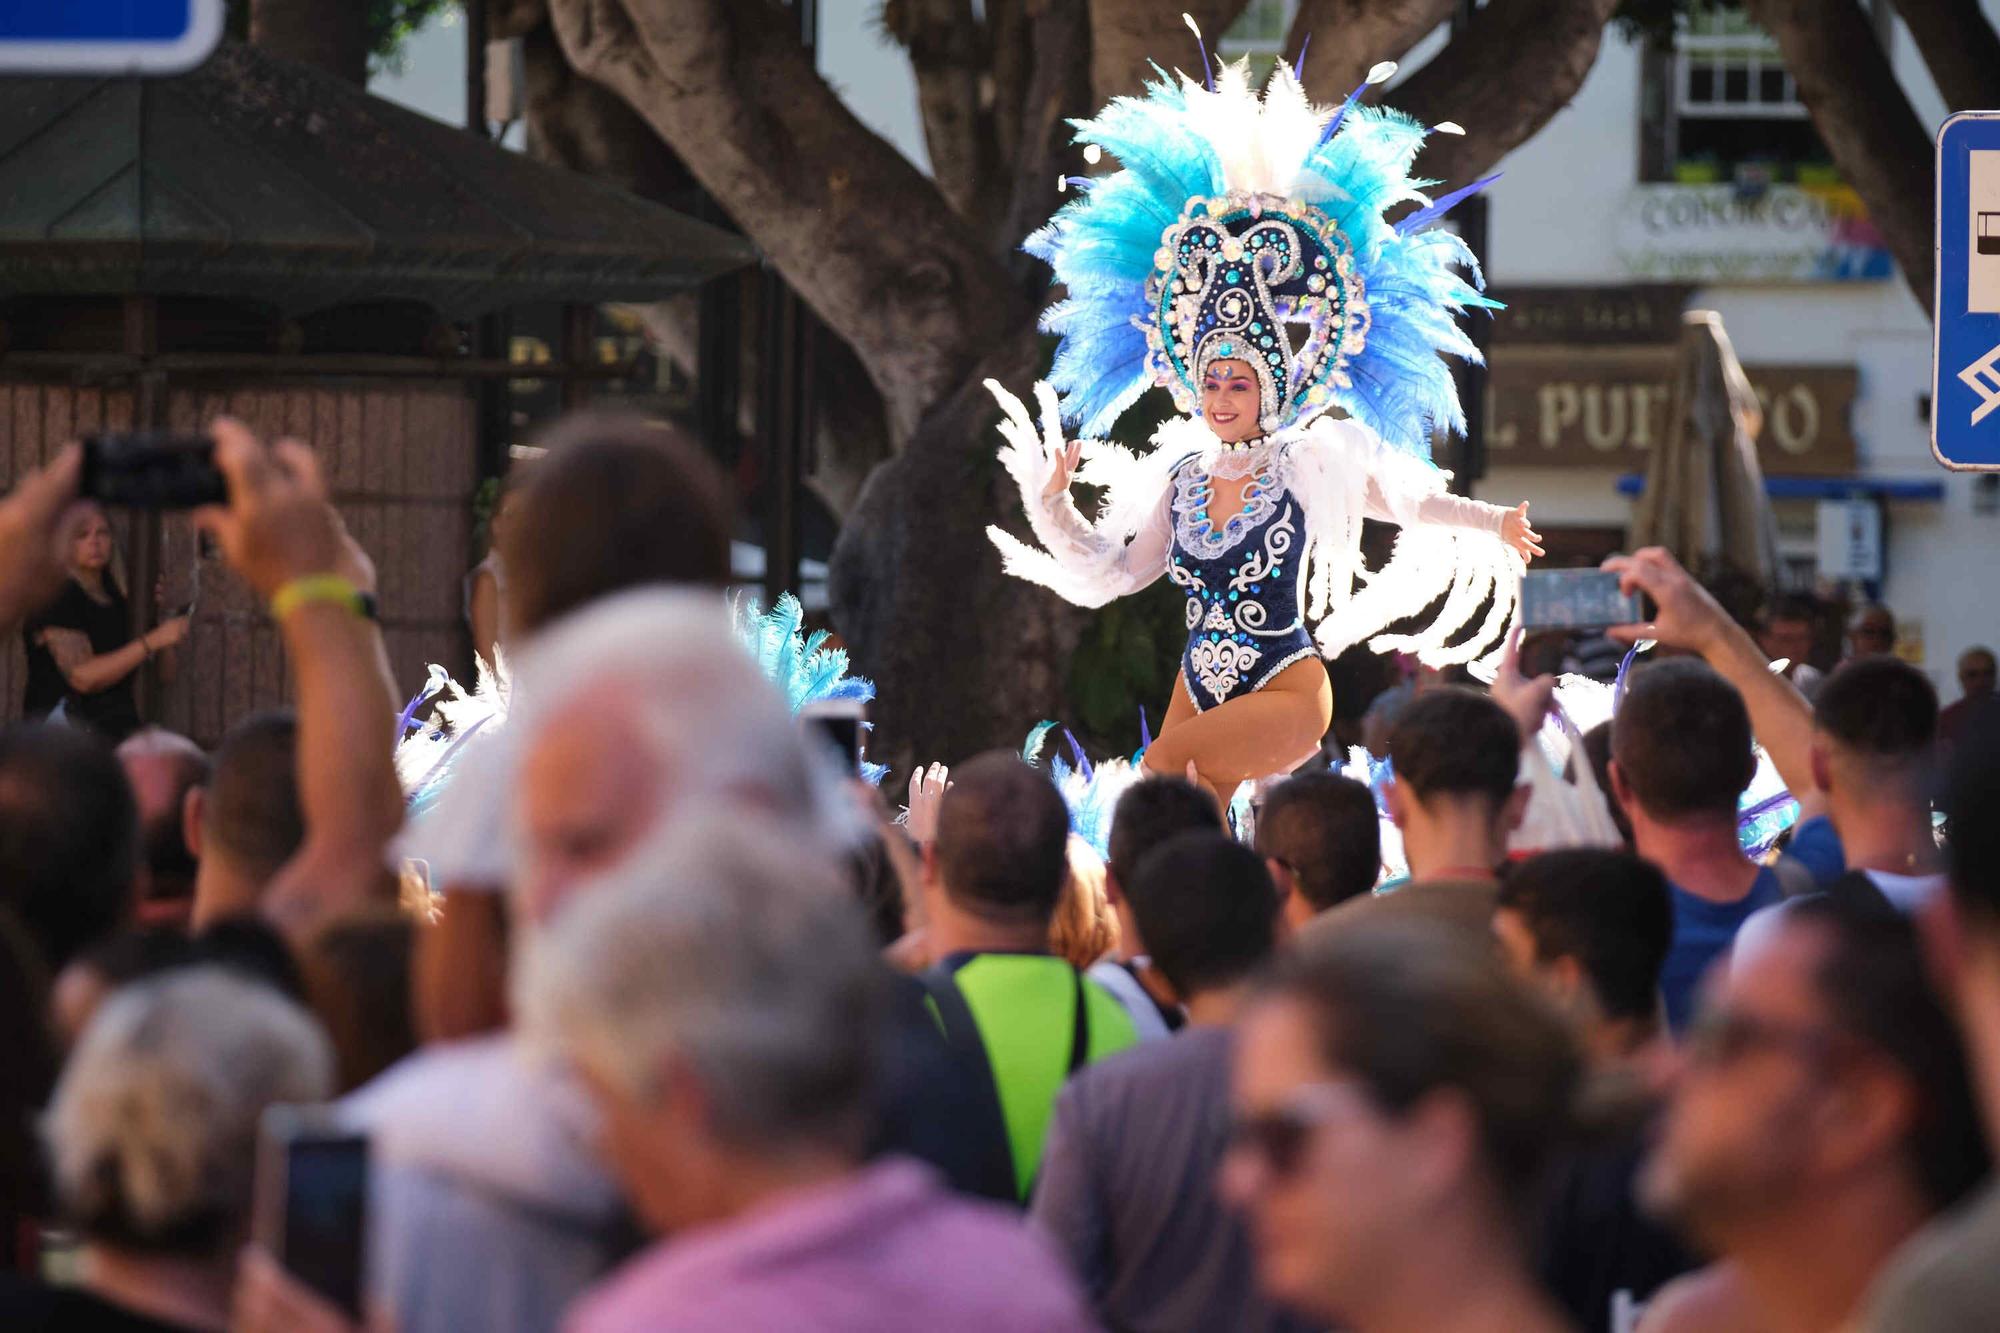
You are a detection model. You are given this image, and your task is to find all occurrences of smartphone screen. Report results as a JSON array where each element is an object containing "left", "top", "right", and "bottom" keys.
[
  {"left": 255, "top": 1113, "right": 368, "bottom": 1318},
  {"left": 806, "top": 713, "right": 863, "bottom": 771},
  {"left": 1520, "top": 569, "right": 1643, "bottom": 633},
  {"left": 800, "top": 701, "right": 866, "bottom": 772}
]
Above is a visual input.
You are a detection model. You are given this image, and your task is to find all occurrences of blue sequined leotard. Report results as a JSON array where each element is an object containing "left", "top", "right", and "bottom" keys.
[{"left": 1165, "top": 448, "right": 1318, "bottom": 711}]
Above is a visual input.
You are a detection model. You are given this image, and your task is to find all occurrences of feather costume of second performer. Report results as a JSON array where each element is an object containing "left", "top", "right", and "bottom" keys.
[{"left": 987, "top": 43, "right": 1544, "bottom": 803}]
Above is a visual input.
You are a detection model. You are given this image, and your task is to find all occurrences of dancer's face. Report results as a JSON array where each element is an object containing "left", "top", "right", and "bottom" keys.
[{"left": 1202, "top": 359, "right": 1263, "bottom": 443}]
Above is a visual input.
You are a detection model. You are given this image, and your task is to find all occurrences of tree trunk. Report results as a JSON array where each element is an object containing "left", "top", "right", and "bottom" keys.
[
  {"left": 1743, "top": 0, "right": 1935, "bottom": 315},
  {"left": 1388, "top": 0, "right": 1622, "bottom": 192},
  {"left": 829, "top": 325, "right": 1088, "bottom": 774},
  {"left": 1897, "top": 0, "right": 2000, "bottom": 114},
  {"left": 248, "top": 0, "right": 367, "bottom": 84}
]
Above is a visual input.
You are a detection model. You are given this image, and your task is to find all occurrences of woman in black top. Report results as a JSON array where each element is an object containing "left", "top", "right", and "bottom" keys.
[{"left": 22, "top": 503, "right": 187, "bottom": 742}]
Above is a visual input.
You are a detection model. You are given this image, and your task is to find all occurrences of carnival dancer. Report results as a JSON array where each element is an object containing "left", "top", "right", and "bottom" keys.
[{"left": 987, "top": 48, "right": 1543, "bottom": 803}]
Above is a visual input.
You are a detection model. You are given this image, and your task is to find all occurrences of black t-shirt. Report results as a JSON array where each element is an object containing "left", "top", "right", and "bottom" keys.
[
  {"left": 0, "top": 1275, "right": 205, "bottom": 1332},
  {"left": 23, "top": 580, "right": 141, "bottom": 740},
  {"left": 1536, "top": 1127, "right": 1697, "bottom": 1333}
]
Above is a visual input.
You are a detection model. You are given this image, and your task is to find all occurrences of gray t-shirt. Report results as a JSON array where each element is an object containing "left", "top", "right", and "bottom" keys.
[
  {"left": 1865, "top": 1180, "right": 2000, "bottom": 1332},
  {"left": 1029, "top": 1025, "right": 1320, "bottom": 1333}
]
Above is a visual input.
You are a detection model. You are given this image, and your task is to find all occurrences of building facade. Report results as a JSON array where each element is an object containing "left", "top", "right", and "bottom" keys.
[{"left": 1475, "top": 5, "right": 1993, "bottom": 692}]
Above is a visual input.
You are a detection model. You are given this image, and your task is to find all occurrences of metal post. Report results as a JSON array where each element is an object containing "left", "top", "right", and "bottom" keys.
[
  {"left": 465, "top": 0, "right": 489, "bottom": 139},
  {"left": 559, "top": 303, "right": 595, "bottom": 413},
  {"left": 123, "top": 296, "right": 165, "bottom": 719},
  {"left": 758, "top": 272, "right": 803, "bottom": 608},
  {"left": 755, "top": 0, "right": 818, "bottom": 603}
]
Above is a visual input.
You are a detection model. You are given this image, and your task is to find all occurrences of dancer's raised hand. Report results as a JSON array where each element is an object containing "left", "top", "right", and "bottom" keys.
[
  {"left": 904, "top": 761, "right": 951, "bottom": 846},
  {"left": 1501, "top": 502, "right": 1544, "bottom": 562}
]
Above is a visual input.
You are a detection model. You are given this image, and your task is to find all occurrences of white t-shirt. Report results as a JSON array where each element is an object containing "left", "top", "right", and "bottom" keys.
[{"left": 1862, "top": 869, "right": 1948, "bottom": 913}]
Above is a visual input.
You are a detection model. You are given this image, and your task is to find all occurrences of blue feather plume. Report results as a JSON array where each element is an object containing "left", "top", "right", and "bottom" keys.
[
  {"left": 1023, "top": 722, "right": 1144, "bottom": 859},
  {"left": 732, "top": 593, "right": 886, "bottom": 785}
]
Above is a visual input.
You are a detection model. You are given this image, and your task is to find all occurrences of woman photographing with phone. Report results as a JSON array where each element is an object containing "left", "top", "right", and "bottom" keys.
[{"left": 22, "top": 501, "right": 189, "bottom": 741}]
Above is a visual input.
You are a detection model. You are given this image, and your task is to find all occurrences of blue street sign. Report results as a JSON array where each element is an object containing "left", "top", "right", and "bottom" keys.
[{"left": 0, "top": 0, "right": 224, "bottom": 74}]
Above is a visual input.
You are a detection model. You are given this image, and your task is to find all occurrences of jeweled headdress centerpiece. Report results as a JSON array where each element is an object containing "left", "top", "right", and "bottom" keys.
[{"left": 1146, "top": 191, "right": 1370, "bottom": 433}]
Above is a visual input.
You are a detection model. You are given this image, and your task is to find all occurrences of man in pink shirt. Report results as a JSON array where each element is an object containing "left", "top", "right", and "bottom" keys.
[{"left": 516, "top": 818, "right": 1096, "bottom": 1333}]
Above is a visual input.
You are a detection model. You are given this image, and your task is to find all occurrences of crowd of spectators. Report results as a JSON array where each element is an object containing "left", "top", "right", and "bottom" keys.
[{"left": 0, "top": 407, "right": 1996, "bottom": 1333}]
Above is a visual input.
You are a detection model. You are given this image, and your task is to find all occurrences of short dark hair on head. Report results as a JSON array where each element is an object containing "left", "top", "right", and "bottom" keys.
[
  {"left": 1106, "top": 777, "right": 1222, "bottom": 887},
  {"left": 503, "top": 412, "right": 733, "bottom": 634},
  {"left": 1126, "top": 831, "right": 1278, "bottom": 995},
  {"left": 1611, "top": 659, "right": 1754, "bottom": 819},
  {"left": 1255, "top": 772, "right": 1381, "bottom": 910},
  {"left": 1761, "top": 593, "right": 1819, "bottom": 627},
  {"left": 1783, "top": 898, "right": 1990, "bottom": 1212},
  {"left": 1815, "top": 656, "right": 1937, "bottom": 761},
  {"left": 1496, "top": 850, "right": 1672, "bottom": 1022},
  {"left": 1269, "top": 919, "right": 1582, "bottom": 1226},
  {"left": 933, "top": 751, "right": 1073, "bottom": 927},
  {"left": 206, "top": 713, "right": 304, "bottom": 882},
  {"left": 0, "top": 724, "right": 137, "bottom": 969},
  {"left": 1387, "top": 687, "right": 1520, "bottom": 805}
]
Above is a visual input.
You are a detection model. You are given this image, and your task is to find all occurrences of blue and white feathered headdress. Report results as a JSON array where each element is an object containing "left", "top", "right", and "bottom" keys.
[{"left": 1031, "top": 54, "right": 1498, "bottom": 454}]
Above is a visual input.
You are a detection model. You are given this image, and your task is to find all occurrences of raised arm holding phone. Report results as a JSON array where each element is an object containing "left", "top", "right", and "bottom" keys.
[
  {"left": 1601, "top": 546, "right": 1820, "bottom": 805},
  {"left": 192, "top": 418, "right": 404, "bottom": 933}
]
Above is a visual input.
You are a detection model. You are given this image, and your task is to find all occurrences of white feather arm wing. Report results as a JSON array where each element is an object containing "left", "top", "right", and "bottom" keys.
[
  {"left": 983, "top": 380, "right": 1183, "bottom": 609},
  {"left": 1293, "top": 418, "right": 1521, "bottom": 667}
]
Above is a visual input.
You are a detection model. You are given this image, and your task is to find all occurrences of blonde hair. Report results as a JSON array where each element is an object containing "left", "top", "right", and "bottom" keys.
[
  {"left": 1048, "top": 835, "right": 1120, "bottom": 969},
  {"left": 43, "top": 968, "right": 332, "bottom": 1254},
  {"left": 63, "top": 500, "right": 127, "bottom": 598}
]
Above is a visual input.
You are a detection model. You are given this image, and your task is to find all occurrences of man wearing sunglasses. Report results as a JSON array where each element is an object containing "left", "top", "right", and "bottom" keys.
[{"left": 1638, "top": 898, "right": 1987, "bottom": 1333}]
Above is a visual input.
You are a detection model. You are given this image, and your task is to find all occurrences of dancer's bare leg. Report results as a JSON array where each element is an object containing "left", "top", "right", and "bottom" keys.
[{"left": 1143, "top": 657, "right": 1333, "bottom": 803}]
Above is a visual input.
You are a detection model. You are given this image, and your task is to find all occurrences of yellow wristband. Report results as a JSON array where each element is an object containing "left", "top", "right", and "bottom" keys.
[{"left": 270, "top": 574, "right": 366, "bottom": 624}]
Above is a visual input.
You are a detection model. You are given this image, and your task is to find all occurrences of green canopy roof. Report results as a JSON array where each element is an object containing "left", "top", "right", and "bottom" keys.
[{"left": 0, "top": 41, "right": 755, "bottom": 317}]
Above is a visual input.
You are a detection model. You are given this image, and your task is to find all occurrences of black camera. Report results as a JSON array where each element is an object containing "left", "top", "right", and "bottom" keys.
[{"left": 79, "top": 433, "right": 228, "bottom": 509}]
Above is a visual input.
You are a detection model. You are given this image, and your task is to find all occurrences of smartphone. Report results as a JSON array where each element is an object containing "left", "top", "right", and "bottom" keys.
[
  {"left": 1520, "top": 568, "right": 1643, "bottom": 634},
  {"left": 252, "top": 1106, "right": 369, "bottom": 1319},
  {"left": 79, "top": 433, "right": 227, "bottom": 509},
  {"left": 800, "top": 699, "right": 866, "bottom": 772}
]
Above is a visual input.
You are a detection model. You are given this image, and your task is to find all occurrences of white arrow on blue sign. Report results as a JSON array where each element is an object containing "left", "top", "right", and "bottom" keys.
[{"left": 0, "top": 0, "right": 225, "bottom": 75}]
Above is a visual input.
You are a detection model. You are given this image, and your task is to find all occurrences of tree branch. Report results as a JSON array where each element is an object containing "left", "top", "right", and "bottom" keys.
[
  {"left": 522, "top": 16, "right": 896, "bottom": 515},
  {"left": 1741, "top": 0, "right": 1935, "bottom": 315},
  {"left": 997, "top": 0, "right": 1094, "bottom": 276},
  {"left": 488, "top": 0, "right": 549, "bottom": 40},
  {"left": 1389, "top": 0, "right": 1621, "bottom": 189},
  {"left": 1288, "top": 0, "right": 1454, "bottom": 107},
  {"left": 880, "top": 0, "right": 996, "bottom": 219},
  {"left": 520, "top": 20, "right": 694, "bottom": 202},
  {"left": 1897, "top": 0, "right": 2000, "bottom": 114},
  {"left": 548, "top": 0, "right": 1030, "bottom": 438},
  {"left": 1086, "top": 0, "right": 1251, "bottom": 106}
]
